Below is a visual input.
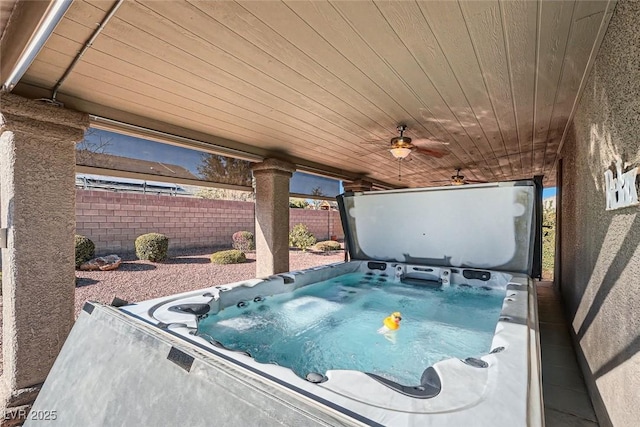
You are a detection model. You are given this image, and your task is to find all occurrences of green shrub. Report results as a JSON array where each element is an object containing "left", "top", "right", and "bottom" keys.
[
  {"left": 314, "top": 240, "right": 342, "bottom": 252},
  {"left": 210, "top": 249, "right": 246, "bottom": 264},
  {"left": 75, "top": 234, "right": 95, "bottom": 268},
  {"left": 289, "top": 198, "right": 308, "bottom": 209},
  {"left": 135, "top": 233, "right": 169, "bottom": 262},
  {"left": 232, "top": 231, "right": 255, "bottom": 252},
  {"left": 289, "top": 224, "right": 316, "bottom": 251}
]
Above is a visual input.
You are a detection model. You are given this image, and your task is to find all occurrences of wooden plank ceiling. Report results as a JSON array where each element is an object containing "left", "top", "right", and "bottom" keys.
[
  {"left": 0, "top": 0, "right": 18, "bottom": 38},
  {"left": 15, "top": 0, "right": 616, "bottom": 187}
]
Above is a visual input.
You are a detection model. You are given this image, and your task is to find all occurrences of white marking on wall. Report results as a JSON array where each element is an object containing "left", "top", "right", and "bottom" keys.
[{"left": 604, "top": 160, "right": 639, "bottom": 210}]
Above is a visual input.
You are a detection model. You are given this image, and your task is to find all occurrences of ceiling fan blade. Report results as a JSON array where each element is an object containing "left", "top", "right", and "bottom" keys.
[
  {"left": 413, "top": 147, "right": 448, "bottom": 158},
  {"left": 412, "top": 138, "right": 450, "bottom": 151},
  {"left": 412, "top": 137, "right": 448, "bottom": 146}
]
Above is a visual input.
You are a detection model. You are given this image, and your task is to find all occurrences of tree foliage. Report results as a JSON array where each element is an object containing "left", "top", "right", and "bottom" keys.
[
  {"left": 542, "top": 206, "right": 556, "bottom": 279},
  {"left": 289, "top": 198, "right": 309, "bottom": 209},
  {"left": 195, "top": 188, "right": 254, "bottom": 201},
  {"left": 76, "top": 128, "right": 112, "bottom": 166},
  {"left": 309, "top": 186, "right": 325, "bottom": 210},
  {"left": 197, "top": 154, "right": 253, "bottom": 187}
]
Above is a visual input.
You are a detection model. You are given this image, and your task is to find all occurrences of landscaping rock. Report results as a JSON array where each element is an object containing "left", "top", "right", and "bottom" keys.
[{"left": 79, "top": 255, "right": 122, "bottom": 271}]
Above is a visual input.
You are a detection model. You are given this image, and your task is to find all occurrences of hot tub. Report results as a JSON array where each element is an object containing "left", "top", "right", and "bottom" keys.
[
  {"left": 121, "top": 261, "right": 540, "bottom": 426},
  {"left": 28, "top": 181, "right": 543, "bottom": 426}
]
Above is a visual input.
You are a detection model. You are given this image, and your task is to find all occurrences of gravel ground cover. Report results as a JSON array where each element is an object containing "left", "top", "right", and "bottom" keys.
[
  {"left": 74, "top": 247, "right": 345, "bottom": 316},
  {"left": 0, "top": 247, "right": 345, "bottom": 376}
]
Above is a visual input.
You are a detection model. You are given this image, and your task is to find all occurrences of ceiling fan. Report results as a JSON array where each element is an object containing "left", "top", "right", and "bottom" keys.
[
  {"left": 362, "top": 124, "right": 449, "bottom": 160},
  {"left": 362, "top": 124, "right": 449, "bottom": 180},
  {"left": 387, "top": 124, "right": 448, "bottom": 160},
  {"left": 432, "top": 169, "right": 488, "bottom": 186}
]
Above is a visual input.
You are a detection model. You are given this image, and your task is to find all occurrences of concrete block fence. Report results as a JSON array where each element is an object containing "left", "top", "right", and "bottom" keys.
[{"left": 76, "top": 190, "right": 344, "bottom": 254}]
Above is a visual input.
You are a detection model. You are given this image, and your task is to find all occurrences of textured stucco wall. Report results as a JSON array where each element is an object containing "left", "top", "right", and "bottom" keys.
[
  {"left": 0, "top": 93, "right": 88, "bottom": 395},
  {"left": 252, "top": 159, "right": 296, "bottom": 278},
  {"left": 559, "top": 1, "right": 640, "bottom": 426}
]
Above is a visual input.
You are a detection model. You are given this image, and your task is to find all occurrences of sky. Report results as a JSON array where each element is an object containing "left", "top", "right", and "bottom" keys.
[
  {"left": 83, "top": 128, "right": 206, "bottom": 176},
  {"left": 82, "top": 128, "right": 342, "bottom": 197},
  {"left": 290, "top": 172, "right": 341, "bottom": 197},
  {"left": 543, "top": 187, "right": 557, "bottom": 199}
]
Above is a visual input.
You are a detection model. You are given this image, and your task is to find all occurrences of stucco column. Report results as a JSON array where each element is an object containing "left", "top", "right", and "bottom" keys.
[
  {"left": 0, "top": 93, "right": 88, "bottom": 420},
  {"left": 251, "top": 158, "right": 296, "bottom": 278},
  {"left": 343, "top": 179, "right": 373, "bottom": 193}
]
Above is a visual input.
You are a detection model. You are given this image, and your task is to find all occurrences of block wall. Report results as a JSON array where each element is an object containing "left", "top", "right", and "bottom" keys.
[{"left": 76, "top": 190, "right": 343, "bottom": 254}]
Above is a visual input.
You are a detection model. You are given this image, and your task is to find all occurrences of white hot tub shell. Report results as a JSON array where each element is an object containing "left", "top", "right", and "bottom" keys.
[{"left": 27, "top": 181, "right": 544, "bottom": 426}]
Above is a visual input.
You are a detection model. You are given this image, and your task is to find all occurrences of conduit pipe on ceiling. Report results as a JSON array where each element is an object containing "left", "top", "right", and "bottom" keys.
[
  {"left": 2, "top": 0, "right": 73, "bottom": 92},
  {"left": 89, "top": 115, "right": 265, "bottom": 163},
  {"left": 50, "top": 0, "right": 124, "bottom": 103}
]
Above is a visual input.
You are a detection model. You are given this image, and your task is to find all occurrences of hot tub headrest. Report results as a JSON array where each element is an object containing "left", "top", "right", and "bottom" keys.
[{"left": 168, "top": 303, "right": 211, "bottom": 317}]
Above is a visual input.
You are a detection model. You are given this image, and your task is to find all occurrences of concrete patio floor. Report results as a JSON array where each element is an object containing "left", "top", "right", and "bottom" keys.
[{"left": 537, "top": 281, "right": 599, "bottom": 426}]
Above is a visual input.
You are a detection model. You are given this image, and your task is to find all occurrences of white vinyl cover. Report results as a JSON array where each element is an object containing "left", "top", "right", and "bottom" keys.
[{"left": 340, "top": 181, "right": 536, "bottom": 274}]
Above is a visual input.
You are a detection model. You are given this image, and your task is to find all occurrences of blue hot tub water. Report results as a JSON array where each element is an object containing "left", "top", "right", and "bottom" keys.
[{"left": 196, "top": 272, "right": 506, "bottom": 385}]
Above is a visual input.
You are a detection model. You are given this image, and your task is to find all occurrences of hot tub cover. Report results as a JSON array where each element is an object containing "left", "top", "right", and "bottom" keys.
[{"left": 337, "top": 180, "right": 540, "bottom": 275}]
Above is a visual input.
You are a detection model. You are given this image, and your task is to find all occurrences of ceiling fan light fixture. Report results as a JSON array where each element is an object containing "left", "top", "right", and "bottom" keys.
[
  {"left": 390, "top": 136, "right": 412, "bottom": 147},
  {"left": 389, "top": 147, "right": 412, "bottom": 159},
  {"left": 450, "top": 169, "right": 466, "bottom": 185}
]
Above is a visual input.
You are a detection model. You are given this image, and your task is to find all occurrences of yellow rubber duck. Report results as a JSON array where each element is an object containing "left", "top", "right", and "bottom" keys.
[{"left": 382, "top": 312, "right": 402, "bottom": 331}]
